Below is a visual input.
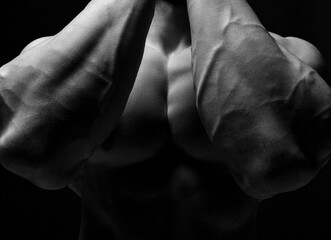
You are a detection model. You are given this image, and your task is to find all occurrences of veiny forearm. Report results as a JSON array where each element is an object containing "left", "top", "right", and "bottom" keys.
[
  {"left": 187, "top": 0, "right": 331, "bottom": 199},
  {"left": 187, "top": 0, "right": 292, "bottom": 140},
  {"left": 187, "top": 0, "right": 286, "bottom": 91},
  {"left": 0, "top": 0, "right": 155, "bottom": 189}
]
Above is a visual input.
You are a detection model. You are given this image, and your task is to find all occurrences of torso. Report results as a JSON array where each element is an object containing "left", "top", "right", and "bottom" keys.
[{"left": 74, "top": 45, "right": 259, "bottom": 240}]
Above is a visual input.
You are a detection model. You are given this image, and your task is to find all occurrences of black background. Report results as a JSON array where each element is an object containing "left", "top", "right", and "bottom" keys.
[{"left": 0, "top": 0, "right": 331, "bottom": 239}]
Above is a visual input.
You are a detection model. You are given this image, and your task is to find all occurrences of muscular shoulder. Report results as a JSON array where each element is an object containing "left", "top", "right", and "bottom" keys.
[
  {"left": 285, "top": 37, "right": 324, "bottom": 72},
  {"left": 270, "top": 33, "right": 325, "bottom": 74}
]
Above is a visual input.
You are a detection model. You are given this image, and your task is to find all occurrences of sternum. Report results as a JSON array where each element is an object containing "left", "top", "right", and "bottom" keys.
[{"left": 166, "top": 48, "right": 219, "bottom": 161}]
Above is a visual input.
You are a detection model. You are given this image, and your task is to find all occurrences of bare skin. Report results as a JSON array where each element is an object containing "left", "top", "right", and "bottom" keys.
[
  {"left": 0, "top": 0, "right": 329, "bottom": 239},
  {"left": 188, "top": 0, "right": 331, "bottom": 199},
  {"left": 0, "top": 0, "right": 156, "bottom": 188}
]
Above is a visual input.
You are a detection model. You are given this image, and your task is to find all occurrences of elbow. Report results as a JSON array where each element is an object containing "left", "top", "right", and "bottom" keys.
[
  {"left": 238, "top": 174, "right": 310, "bottom": 200},
  {"left": 235, "top": 158, "right": 319, "bottom": 200},
  {"left": 29, "top": 174, "right": 78, "bottom": 191},
  {"left": 0, "top": 142, "right": 86, "bottom": 190},
  {"left": 238, "top": 172, "right": 314, "bottom": 200}
]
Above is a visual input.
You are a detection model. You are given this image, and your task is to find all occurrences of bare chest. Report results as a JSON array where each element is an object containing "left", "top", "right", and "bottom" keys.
[
  {"left": 166, "top": 47, "right": 220, "bottom": 161},
  {"left": 78, "top": 47, "right": 257, "bottom": 239},
  {"left": 89, "top": 46, "right": 220, "bottom": 166}
]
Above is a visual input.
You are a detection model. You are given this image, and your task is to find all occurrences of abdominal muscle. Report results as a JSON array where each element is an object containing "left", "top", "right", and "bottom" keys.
[{"left": 73, "top": 45, "right": 259, "bottom": 240}]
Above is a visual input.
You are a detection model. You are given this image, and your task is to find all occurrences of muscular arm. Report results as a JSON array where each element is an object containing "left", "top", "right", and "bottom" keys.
[
  {"left": 0, "top": 0, "right": 155, "bottom": 189},
  {"left": 187, "top": 0, "right": 331, "bottom": 199}
]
